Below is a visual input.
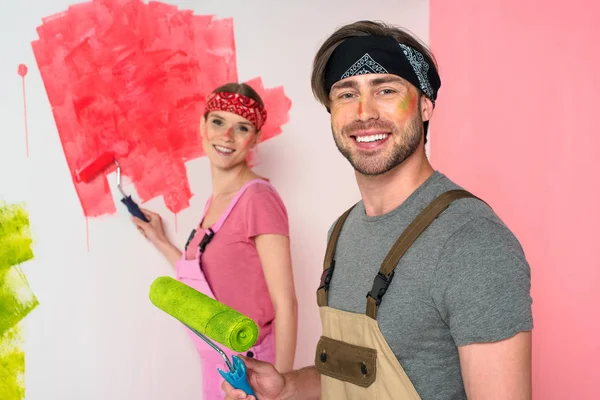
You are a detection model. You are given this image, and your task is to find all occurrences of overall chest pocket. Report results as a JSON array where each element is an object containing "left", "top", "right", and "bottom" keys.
[{"left": 315, "top": 335, "right": 378, "bottom": 388}]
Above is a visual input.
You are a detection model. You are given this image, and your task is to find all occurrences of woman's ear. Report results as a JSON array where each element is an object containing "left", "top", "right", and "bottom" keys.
[
  {"left": 199, "top": 116, "right": 207, "bottom": 139},
  {"left": 252, "top": 130, "right": 262, "bottom": 148}
]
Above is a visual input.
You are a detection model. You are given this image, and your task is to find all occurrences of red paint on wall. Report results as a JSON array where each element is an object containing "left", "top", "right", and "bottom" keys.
[
  {"left": 18, "top": 64, "right": 29, "bottom": 157},
  {"left": 430, "top": 1, "right": 600, "bottom": 398},
  {"left": 244, "top": 77, "right": 292, "bottom": 143},
  {"left": 31, "top": 0, "right": 291, "bottom": 217}
]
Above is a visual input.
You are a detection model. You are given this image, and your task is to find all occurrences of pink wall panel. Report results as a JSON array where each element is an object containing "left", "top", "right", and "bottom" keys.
[{"left": 430, "top": 1, "right": 600, "bottom": 398}]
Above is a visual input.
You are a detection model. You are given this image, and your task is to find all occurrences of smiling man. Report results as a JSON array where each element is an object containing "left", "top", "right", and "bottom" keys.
[{"left": 222, "top": 20, "right": 533, "bottom": 400}]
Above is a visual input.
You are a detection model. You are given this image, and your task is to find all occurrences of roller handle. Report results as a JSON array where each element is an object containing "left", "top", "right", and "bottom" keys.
[
  {"left": 218, "top": 355, "right": 257, "bottom": 398},
  {"left": 121, "top": 196, "right": 149, "bottom": 222}
]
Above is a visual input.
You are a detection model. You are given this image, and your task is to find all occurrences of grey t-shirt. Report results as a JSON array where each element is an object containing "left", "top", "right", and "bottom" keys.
[{"left": 326, "top": 171, "right": 533, "bottom": 399}]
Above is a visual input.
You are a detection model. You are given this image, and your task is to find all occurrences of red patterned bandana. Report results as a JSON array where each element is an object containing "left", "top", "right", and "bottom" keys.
[{"left": 204, "top": 91, "right": 267, "bottom": 131}]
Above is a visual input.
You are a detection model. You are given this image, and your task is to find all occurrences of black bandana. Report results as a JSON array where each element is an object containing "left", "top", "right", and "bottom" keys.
[{"left": 324, "top": 35, "right": 441, "bottom": 106}]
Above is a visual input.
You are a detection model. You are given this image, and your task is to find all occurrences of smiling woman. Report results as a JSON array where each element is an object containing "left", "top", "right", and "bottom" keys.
[
  {"left": 130, "top": 82, "right": 298, "bottom": 399},
  {"left": 201, "top": 83, "right": 266, "bottom": 169}
]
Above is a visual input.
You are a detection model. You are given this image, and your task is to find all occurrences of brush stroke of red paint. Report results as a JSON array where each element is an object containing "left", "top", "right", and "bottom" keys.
[
  {"left": 18, "top": 64, "right": 29, "bottom": 157},
  {"left": 30, "top": 0, "right": 291, "bottom": 218}
]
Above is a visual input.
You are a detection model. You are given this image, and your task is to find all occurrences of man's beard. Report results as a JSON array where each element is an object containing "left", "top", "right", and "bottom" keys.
[{"left": 332, "top": 113, "right": 423, "bottom": 176}]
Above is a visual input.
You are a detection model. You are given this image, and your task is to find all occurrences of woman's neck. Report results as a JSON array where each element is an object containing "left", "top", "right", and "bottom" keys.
[{"left": 210, "top": 163, "right": 258, "bottom": 197}]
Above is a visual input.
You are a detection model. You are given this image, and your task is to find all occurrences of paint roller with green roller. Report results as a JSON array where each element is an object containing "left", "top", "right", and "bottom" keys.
[
  {"left": 149, "top": 276, "right": 259, "bottom": 352},
  {"left": 149, "top": 276, "right": 258, "bottom": 397}
]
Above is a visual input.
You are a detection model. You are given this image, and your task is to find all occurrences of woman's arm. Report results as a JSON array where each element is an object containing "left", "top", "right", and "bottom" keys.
[
  {"left": 154, "top": 239, "right": 183, "bottom": 267},
  {"left": 132, "top": 209, "right": 182, "bottom": 268},
  {"left": 254, "top": 233, "right": 298, "bottom": 373}
]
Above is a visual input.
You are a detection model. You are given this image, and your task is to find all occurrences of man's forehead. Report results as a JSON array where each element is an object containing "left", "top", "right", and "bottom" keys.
[{"left": 330, "top": 73, "right": 409, "bottom": 90}]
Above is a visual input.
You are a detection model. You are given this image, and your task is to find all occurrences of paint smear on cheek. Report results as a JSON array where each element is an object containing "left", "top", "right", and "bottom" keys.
[
  {"left": 239, "top": 132, "right": 256, "bottom": 151},
  {"left": 399, "top": 91, "right": 418, "bottom": 113},
  {"left": 31, "top": 1, "right": 293, "bottom": 218},
  {"left": 0, "top": 202, "right": 39, "bottom": 400}
]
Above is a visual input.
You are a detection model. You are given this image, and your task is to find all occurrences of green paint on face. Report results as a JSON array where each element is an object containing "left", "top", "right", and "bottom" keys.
[
  {"left": 399, "top": 91, "right": 417, "bottom": 113},
  {"left": 399, "top": 95, "right": 411, "bottom": 111},
  {"left": 0, "top": 202, "right": 38, "bottom": 400}
]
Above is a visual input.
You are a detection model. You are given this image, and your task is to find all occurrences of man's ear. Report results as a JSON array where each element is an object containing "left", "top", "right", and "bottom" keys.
[{"left": 420, "top": 95, "right": 434, "bottom": 122}]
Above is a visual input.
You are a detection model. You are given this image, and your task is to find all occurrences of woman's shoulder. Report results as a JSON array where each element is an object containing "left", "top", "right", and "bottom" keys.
[
  {"left": 243, "top": 178, "right": 281, "bottom": 196},
  {"left": 240, "top": 179, "right": 287, "bottom": 209}
]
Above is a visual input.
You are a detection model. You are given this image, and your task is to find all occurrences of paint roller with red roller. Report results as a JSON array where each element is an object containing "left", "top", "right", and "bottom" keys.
[{"left": 75, "top": 152, "right": 149, "bottom": 222}]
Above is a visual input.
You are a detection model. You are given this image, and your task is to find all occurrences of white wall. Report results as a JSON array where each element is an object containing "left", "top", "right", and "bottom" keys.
[{"left": 0, "top": 1, "right": 429, "bottom": 399}]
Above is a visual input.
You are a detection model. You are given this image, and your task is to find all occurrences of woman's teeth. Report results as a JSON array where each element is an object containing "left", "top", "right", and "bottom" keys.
[{"left": 215, "top": 145, "right": 234, "bottom": 153}]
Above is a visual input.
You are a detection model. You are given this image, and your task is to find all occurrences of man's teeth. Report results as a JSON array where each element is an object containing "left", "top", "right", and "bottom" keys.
[
  {"left": 215, "top": 145, "right": 234, "bottom": 153},
  {"left": 356, "top": 134, "right": 388, "bottom": 143}
]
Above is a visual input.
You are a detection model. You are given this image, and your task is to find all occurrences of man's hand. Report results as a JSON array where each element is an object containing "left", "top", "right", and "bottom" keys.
[
  {"left": 221, "top": 357, "right": 321, "bottom": 400},
  {"left": 222, "top": 356, "right": 286, "bottom": 400}
]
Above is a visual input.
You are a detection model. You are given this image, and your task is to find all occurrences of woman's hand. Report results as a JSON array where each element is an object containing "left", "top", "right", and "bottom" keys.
[
  {"left": 131, "top": 208, "right": 183, "bottom": 267},
  {"left": 131, "top": 208, "right": 169, "bottom": 246}
]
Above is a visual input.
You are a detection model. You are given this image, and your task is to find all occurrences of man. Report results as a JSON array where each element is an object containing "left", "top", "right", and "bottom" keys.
[{"left": 223, "top": 20, "right": 533, "bottom": 400}]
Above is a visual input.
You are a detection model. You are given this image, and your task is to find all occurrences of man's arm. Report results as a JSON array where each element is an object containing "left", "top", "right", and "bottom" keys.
[
  {"left": 282, "top": 366, "right": 321, "bottom": 400},
  {"left": 458, "top": 331, "right": 532, "bottom": 400},
  {"left": 433, "top": 216, "right": 534, "bottom": 399},
  {"left": 222, "top": 358, "right": 320, "bottom": 400}
]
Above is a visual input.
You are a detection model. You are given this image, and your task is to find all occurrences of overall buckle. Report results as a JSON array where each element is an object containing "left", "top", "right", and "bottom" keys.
[
  {"left": 319, "top": 261, "right": 336, "bottom": 291},
  {"left": 366, "top": 270, "right": 395, "bottom": 306},
  {"left": 198, "top": 228, "right": 215, "bottom": 253}
]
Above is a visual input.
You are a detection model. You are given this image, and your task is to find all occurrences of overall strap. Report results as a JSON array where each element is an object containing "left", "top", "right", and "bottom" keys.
[
  {"left": 316, "top": 204, "right": 355, "bottom": 307},
  {"left": 212, "top": 179, "right": 272, "bottom": 232},
  {"left": 186, "top": 179, "right": 272, "bottom": 253},
  {"left": 365, "top": 189, "right": 480, "bottom": 319}
]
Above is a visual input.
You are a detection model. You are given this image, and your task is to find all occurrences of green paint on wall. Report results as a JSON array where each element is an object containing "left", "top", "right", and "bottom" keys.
[
  {"left": 0, "top": 202, "right": 38, "bottom": 400},
  {"left": 0, "top": 203, "right": 34, "bottom": 273},
  {"left": 0, "top": 326, "right": 26, "bottom": 400},
  {"left": 0, "top": 266, "right": 39, "bottom": 335}
]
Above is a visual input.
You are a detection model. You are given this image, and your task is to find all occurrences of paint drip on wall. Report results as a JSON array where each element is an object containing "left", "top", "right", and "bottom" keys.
[
  {"left": 17, "top": 64, "right": 29, "bottom": 158},
  {"left": 31, "top": 0, "right": 292, "bottom": 218},
  {"left": 0, "top": 202, "right": 39, "bottom": 400}
]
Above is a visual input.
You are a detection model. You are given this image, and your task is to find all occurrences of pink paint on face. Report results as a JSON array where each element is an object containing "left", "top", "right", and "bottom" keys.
[
  {"left": 202, "top": 110, "right": 257, "bottom": 170},
  {"left": 31, "top": 1, "right": 292, "bottom": 218}
]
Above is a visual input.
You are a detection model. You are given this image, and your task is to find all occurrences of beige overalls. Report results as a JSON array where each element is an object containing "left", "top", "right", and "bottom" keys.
[{"left": 315, "top": 190, "right": 478, "bottom": 399}]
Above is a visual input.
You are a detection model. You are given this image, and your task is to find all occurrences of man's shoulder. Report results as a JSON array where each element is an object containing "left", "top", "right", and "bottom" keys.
[
  {"left": 427, "top": 173, "right": 521, "bottom": 248},
  {"left": 325, "top": 201, "right": 360, "bottom": 239},
  {"left": 324, "top": 171, "right": 523, "bottom": 253}
]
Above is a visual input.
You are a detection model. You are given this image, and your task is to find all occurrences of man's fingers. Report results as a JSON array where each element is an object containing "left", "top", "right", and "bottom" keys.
[
  {"left": 221, "top": 380, "right": 245, "bottom": 399},
  {"left": 237, "top": 354, "right": 270, "bottom": 374}
]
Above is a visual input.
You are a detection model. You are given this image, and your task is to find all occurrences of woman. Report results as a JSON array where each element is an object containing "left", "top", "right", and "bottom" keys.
[{"left": 132, "top": 83, "right": 298, "bottom": 399}]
